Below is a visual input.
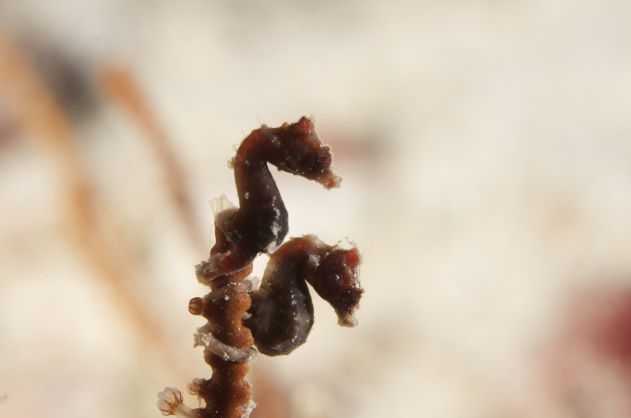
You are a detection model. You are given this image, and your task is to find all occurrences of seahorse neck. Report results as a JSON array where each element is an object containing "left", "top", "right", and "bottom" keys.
[
  {"left": 267, "top": 236, "right": 328, "bottom": 282},
  {"left": 233, "top": 133, "right": 282, "bottom": 210}
]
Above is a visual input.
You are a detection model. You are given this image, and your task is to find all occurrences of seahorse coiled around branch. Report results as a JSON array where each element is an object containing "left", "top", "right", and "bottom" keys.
[{"left": 159, "top": 117, "right": 363, "bottom": 418}]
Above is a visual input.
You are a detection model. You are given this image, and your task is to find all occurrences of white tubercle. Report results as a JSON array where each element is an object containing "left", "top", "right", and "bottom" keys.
[
  {"left": 157, "top": 387, "right": 195, "bottom": 417},
  {"left": 335, "top": 237, "right": 357, "bottom": 251},
  {"left": 337, "top": 311, "right": 359, "bottom": 327},
  {"left": 307, "top": 254, "right": 321, "bottom": 269},
  {"left": 265, "top": 238, "right": 279, "bottom": 253}
]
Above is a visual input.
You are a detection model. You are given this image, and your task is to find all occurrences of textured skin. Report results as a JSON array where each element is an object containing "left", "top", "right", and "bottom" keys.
[
  {"left": 247, "top": 236, "right": 363, "bottom": 356},
  {"left": 196, "top": 117, "right": 340, "bottom": 283},
  {"left": 191, "top": 118, "right": 343, "bottom": 417}
]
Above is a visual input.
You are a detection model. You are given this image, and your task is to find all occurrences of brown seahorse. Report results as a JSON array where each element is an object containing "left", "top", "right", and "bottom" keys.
[
  {"left": 195, "top": 116, "right": 341, "bottom": 284},
  {"left": 158, "top": 117, "right": 362, "bottom": 418}
]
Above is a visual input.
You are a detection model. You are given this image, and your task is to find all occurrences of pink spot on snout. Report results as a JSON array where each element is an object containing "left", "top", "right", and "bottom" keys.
[
  {"left": 344, "top": 248, "right": 361, "bottom": 270},
  {"left": 297, "top": 116, "right": 313, "bottom": 134}
]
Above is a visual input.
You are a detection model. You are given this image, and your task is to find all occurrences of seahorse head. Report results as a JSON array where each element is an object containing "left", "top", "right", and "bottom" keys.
[
  {"left": 272, "top": 117, "right": 342, "bottom": 189},
  {"left": 311, "top": 244, "right": 363, "bottom": 327}
]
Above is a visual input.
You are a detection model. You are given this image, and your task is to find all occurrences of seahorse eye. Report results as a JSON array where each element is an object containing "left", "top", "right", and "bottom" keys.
[
  {"left": 301, "top": 147, "right": 332, "bottom": 178},
  {"left": 338, "top": 287, "right": 363, "bottom": 313}
]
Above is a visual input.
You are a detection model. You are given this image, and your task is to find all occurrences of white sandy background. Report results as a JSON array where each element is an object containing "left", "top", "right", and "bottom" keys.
[{"left": 1, "top": 1, "right": 631, "bottom": 417}]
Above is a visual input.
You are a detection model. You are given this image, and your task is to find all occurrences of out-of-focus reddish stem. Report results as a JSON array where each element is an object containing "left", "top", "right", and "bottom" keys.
[
  {"left": 0, "top": 33, "right": 186, "bottom": 380},
  {"left": 100, "top": 64, "right": 205, "bottom": 252}
]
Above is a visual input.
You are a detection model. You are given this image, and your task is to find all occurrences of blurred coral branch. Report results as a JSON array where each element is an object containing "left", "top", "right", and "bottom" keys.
[
  {"left": 0, "top": 32, "right": 186, "bottom": 379},
  {"left": 100, "top": 64, "right": 205, "bottom": 251}
]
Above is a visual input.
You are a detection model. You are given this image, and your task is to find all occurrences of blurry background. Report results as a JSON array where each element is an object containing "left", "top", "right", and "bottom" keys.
[{"left": 1, "top": 1, "right": 631, "bottom": 417}]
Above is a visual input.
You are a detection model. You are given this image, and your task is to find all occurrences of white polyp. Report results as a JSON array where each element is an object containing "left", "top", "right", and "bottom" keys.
[
  {"left": 265, "top": 239, "right": 279, "bottom": 253},
  {"left": 335, "top": 237, "right": 357, "bottom": 251},
  {"left": 209, "top": 194, "right": 236, "bottom": 216},
  {"left": 240, "top": 400, "right": 256, "bottom": 418},
  {"left": 187, "top": 378, "right": 204, "bottom": 395},
  {"left": 246, "top": 275, "right": 261, "bottom": 291},
  {"left": 157, "top": 387, "right": 195, "bottom": 417},
  {"left": 194, "top": 327, "right": 256, "bottom": 362},
  {"left": 208, "top": 276, "right": 260, "bottom": 301},
  {"left": 195, "top": 258, "right": 219, "bottom": 286}
]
